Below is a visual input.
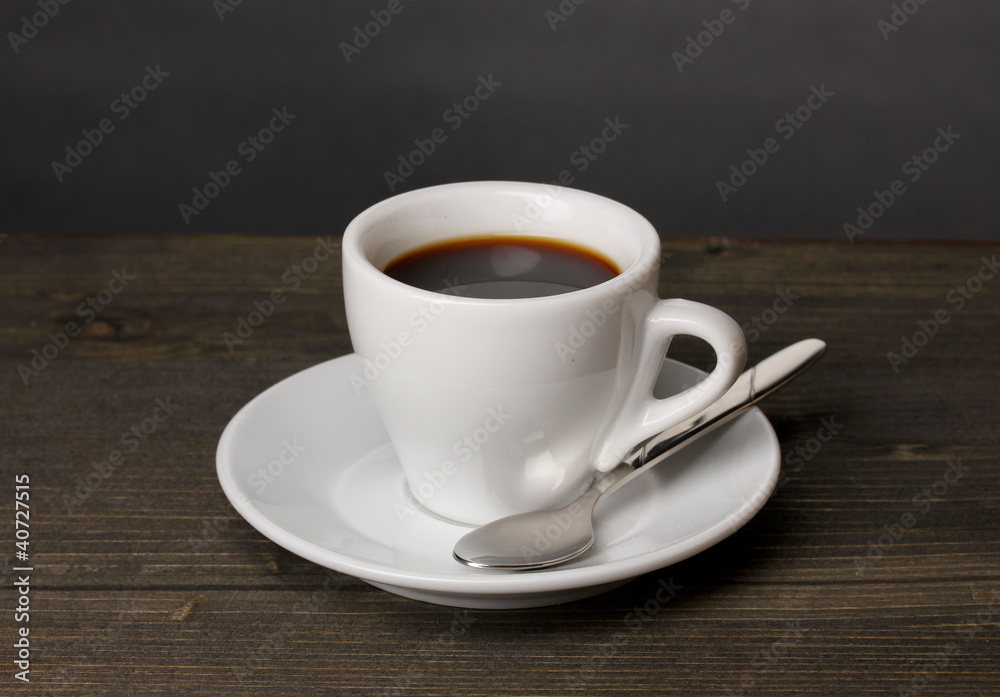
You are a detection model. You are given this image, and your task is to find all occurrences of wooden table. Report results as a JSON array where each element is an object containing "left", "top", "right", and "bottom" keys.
[{"left": 1, "top": 235, "right": 997, "bottom": 695}]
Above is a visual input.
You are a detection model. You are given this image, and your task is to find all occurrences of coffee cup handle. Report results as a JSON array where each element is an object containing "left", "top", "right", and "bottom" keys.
[{"left": 591, "top": 294, "right": 747, "bottom": 471}]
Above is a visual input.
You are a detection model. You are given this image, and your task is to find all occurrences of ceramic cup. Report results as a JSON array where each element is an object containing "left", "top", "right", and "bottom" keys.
[{"left": 342, "top": 182, "right": 746, "bottom": 525}]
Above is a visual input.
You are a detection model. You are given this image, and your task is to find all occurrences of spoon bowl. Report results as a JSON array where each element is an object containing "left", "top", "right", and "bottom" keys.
[{"left": 453, "top": 489, "right": 601, "bottom": 569}]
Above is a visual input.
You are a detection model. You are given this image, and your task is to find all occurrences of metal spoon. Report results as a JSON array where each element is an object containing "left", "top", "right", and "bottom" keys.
[{"left": 453, "top": 338, "right": 826, "bottom": 570}]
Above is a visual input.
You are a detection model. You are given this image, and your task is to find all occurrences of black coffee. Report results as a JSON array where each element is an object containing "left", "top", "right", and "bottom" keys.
[{"left": 383, "top": 236, "right": 619, "bottom": 299}]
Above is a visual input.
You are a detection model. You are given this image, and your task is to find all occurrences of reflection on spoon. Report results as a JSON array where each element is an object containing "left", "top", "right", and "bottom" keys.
[{"left": 453, "top": 339, "right": 827, "bottom": 570}]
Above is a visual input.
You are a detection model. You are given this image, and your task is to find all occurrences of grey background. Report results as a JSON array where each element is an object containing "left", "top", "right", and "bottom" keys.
[{"left": 2, "top": 0, "right": 997, "bottom": 239}]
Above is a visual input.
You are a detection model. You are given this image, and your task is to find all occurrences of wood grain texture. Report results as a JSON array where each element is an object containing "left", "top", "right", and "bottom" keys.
[{"left": 1, "top": 235, "right": 998, "bottom": 696}]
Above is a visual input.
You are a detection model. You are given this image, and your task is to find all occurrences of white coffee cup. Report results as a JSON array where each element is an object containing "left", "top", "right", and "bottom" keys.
[{"left": 343, "top": 182, "right": 746, "bottom": 525}]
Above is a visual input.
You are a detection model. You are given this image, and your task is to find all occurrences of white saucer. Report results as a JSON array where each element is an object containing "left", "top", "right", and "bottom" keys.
[{"left": 216, "top": 354, "right": 780, "bottom": 609}]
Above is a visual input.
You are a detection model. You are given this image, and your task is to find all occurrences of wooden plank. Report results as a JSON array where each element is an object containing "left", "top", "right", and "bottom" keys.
[{"left": 0, "top": 235, "right": 997, "bottom": 695}]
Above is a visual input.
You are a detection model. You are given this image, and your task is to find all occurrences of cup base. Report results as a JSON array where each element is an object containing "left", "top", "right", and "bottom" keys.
[
  {"left": 400, "top": 482, "right": 478, "bottom": 528},
  {"left": 401, "top": 467, "right": 600, "bottom": 528}
]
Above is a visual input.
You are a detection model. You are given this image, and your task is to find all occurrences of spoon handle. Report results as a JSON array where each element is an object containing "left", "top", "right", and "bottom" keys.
[{"left": 596, "top": 338, "right": 827, "bottom": 505}]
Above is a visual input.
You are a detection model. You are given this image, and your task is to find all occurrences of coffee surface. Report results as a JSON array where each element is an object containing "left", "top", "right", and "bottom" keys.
[{"left": 384, "top": 236, "right": 619, "bottom": 299}]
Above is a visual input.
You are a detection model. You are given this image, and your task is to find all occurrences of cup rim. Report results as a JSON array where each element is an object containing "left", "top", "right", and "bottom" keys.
[{"left": 343, "top": 181, "right": 662, "bottom": 305}]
